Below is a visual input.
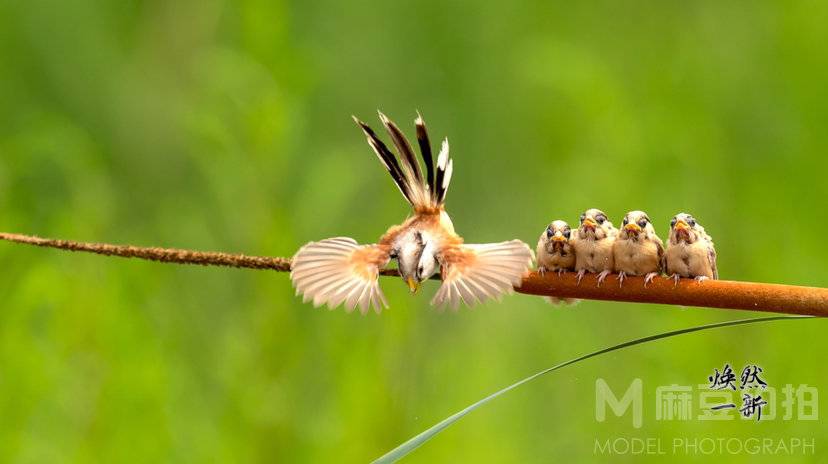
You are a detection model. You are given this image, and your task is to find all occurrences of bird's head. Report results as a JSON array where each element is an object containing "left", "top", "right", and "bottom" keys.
[
  {"left": 669, "top": 212, "right": 704, "bottom": 244},
  {"left": 620, "top": 210, "right": 656, "bottom": 241},
  {"left": 543, "top": 220, "right": 572, "bottom": 254},
  {"left": 393, "top": 229, "right": 439, "bottom": 293},
  {"left": 578, "top": 208, "right": 613, "bottom": 239}
]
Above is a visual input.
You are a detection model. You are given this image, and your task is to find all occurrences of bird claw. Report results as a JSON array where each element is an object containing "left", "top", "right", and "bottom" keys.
[
  {"left": 576, "top": 270, "right": 586, "bottom": 286},
  {"left": 557, "top": 268, "right": 565, "bottom": 277},
  {"left": 695, "top": 275, "right": 710, "bottom": 283},
  {"left": 671, "top": 273, "right": 681, "bottom": 287},
  {"left": 538, "top": 266, "right": 547, "bottom": 277},
  {"left": 596, "top": 270, "right": 611, "bottom": 287},
  {"left": 616, "top": 271, "right": 626, "bottom": 288},
  {"left": 644, "top": 272, "right": 658, "bottom": 287}
]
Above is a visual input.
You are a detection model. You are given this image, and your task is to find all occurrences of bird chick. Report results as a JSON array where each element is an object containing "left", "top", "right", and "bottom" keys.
[
  {"left": 536, "top": 220, "right": 575, "bottom": 276},
  {"left": 613, "top": 210, "right": 664, "bottom": 287},
  {"left": 570, "top": 208, "right": 617, "bottom": 285},
  {"left": 536, "top": 220, "right": 579, "bottom": 305},
  {"left": 664, "top": 212, "right": 718, "bottom": 284}
]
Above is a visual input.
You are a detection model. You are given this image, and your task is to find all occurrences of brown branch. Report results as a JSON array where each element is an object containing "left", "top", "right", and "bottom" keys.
[
  {"left": 517, "top": 273, "right": 828, "bottom": 317},
  {"left": 0, "top": 232, "right": 292, "bottom": 271},
  {"left": 1, "top": 232, "right": 826, "bottom": 317}
]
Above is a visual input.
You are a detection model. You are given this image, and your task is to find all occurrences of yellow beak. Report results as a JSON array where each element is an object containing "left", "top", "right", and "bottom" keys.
[
  {"left": 583, "top": 218, "right": 597, "bottom": 228},
  {"left": 552, "top": 234, "right": 566, "bottom": 242},
  {"left": 675, "top": 220, "right": 689, "bottom": 231},
  {"left": 407, "top": 277, "right": 420, "bottom": 294},
  {"left": 625, "top": 223, "right": 642, "bottom": 232}
]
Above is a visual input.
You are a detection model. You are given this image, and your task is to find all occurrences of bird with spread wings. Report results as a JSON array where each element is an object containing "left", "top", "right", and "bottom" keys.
[{"left": 290, "top": 112, "right": 533, "bottom": 314}]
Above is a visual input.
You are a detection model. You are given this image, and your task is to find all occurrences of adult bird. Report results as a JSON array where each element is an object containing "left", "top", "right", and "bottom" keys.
[{"left": 290, "top": 112, "right": 533, "bottom": 314}]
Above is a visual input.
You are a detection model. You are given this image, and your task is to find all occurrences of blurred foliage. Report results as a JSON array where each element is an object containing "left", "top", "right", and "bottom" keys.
[{"left": 0, "top": 0, "right": 826, "bottom": 462}]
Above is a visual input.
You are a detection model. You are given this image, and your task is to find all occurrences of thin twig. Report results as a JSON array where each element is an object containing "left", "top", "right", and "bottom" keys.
[
  {"left": 1, "top": 232, "right": 826, "bottom": 316},
  {"left": 0, "top": 232, "right": 292, "bottom": 271}
]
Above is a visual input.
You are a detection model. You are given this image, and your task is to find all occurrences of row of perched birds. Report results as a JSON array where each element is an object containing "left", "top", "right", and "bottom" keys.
[{"left": 536, "top": 208, "right": 718, "bottom": 287}]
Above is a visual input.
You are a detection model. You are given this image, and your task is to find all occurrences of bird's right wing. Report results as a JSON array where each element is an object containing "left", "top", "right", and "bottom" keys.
[
  {"left": 432, "top": 240, "right": 533, "bottom": 309},
  {"left": 291, "top": 238, "right": 391, "bottom": 314},
  {"left": 707, "top": 240, "right": 719, "bottom": 280}
]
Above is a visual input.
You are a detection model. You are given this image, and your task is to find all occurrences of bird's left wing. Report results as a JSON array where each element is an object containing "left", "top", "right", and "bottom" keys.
[
  {"left": 655, "top": 237, "right": 665, "bottom": 272},
  {"left": 291, "top": 238, "right": 391, "bottom": 314},
  {"left": 707, "top": 241, "right": 718, "bottom": 280},
  {"left": 432, "top": 240, "right": 533, "bottom": 309}
]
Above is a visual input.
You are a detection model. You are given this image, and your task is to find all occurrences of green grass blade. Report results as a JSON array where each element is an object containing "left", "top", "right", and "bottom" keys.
[{"left": 372, "top": 315, "right": 813, "bottom": 463}]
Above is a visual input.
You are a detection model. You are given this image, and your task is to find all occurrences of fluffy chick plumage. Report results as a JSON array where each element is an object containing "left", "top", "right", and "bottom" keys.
[
  {"left": 536, "top": 220, "right": 575, "bottom": 275},
  {"left": 571, "top": 208, "right": 617, "bottom": 285},
  {"left": 613, "top": 210, "right": 664, "bottom": 286},
  {"left": 664, "top": 212, "right": 718, "bottom": 284}
]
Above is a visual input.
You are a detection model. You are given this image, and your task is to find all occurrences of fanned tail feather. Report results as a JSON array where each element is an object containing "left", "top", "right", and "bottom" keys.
[
  {"left": 377, "top": 111, "right": 428, "bottom": 203},
  {"left": 435, "top": 139, "right": 452, "bottom": 204},
  {"left": 353, "top": 111, "right": 452, "bottom": 210},
  {"left": 353, "top": 116, "right": 413, "bottom": 204},
  {"left": 415, "top": 113, "right": 435, "bottom": 201}
]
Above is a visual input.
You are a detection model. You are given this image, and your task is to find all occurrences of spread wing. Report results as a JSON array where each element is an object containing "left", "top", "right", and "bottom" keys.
[
  {"left": 291, "top": 238, "right": 391, "bottom": 314},
  {"left": 432, "top": 240, "right": 533, "bottom": 310}
]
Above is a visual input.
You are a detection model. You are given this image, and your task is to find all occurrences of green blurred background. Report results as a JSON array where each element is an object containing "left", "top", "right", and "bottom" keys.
[{"left": 0, "top": 0, "right": 826, "bottom": 462}]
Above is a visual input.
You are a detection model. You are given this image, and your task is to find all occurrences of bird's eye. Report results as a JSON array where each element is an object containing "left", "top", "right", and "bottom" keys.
[
  {"left": 637, "top": 218, "right": 648, "bottom": 228},
  {"left": 596, "top": 215, "right": 606, "bottom": 224},
  {"left": 688, "top": 218, "right": 696, "bottom": 227},
  {"left": 622, "top": 217, "right": 629, "bottom": 226},
  {"left": 563, "top": 229, "right": 571, "bottom": 239},
  {"left": 670, "top": 218, "right": 677, "bottom": 228},
  {"left": 417, "top": 265, "right": 423, "bottom": 276},
  {"left": 579, "top": 213, "right": 586, "bottom": 223},
  {"left": 546, "top": 227, "right": 553, "bottom": 238}
]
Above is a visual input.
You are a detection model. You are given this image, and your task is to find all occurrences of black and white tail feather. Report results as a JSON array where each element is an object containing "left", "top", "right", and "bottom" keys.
[{"left": 353, "top": 111, "right": 452, "bottom": 211}]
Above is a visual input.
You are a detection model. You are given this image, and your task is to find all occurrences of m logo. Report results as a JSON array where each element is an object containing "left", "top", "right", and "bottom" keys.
[{"left": 596, "top": 378, "right": 643, "bottom": 428}]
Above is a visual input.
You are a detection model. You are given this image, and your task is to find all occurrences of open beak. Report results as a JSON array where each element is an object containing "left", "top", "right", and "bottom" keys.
[
  {"left": 582, "top": 218, "right": 596, "bottom": 230},
  {"left": 407, "top": 277, "right": 420, "bottom": 294},
  {"left": 624, "top": 223, "right": 642, "bottom": 234}
]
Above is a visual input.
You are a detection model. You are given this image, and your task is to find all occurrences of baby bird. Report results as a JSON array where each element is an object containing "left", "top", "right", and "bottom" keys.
[
  {"left": 612, "top": 210, "right": 664, "bottom": 287},
  {"left": 290, "top": 112, "right": 533, "bottom": 313},
  {"left": 536, "top": 220, "right": 575, "bottom": 276},
  {"left": 664, "top": 212, "right": 718, "bottom": 284},
  {"left": 571, "top": 208, "right": 617, "bottom": 285}
]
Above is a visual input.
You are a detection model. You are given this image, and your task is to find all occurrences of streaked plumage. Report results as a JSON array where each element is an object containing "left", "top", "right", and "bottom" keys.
[
  {"left": 571, "top": 208, "right": 617, "bottom": 285},
  {"left": 612, "top": 210, "right": 664, "bottom": 287},
  {"left": 291, "top": 112, "right": 532, "bottom": 313},
  {"left": 664, "top": 212, "right": 718, "bottom": 284}
]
